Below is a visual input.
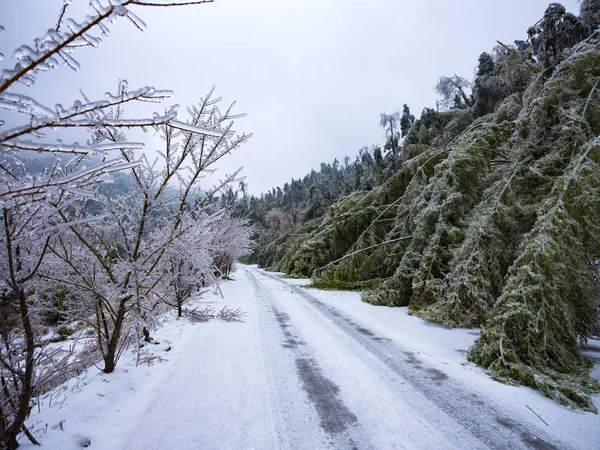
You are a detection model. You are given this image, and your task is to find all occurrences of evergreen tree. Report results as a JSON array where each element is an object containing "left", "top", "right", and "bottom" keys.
[
  {"left": 528, "top": 3, "right": 591, "bottom": 66},
  {"left": 380, "top": 111, "right": 401, "bottom": 155},
  {"left": 400, "top": 104, "right": 415, "bottom": 138},
  {"left": 473, "top": 51, "right": 509, "bottom": 116},
  {"left": 580, "top": 0, "right": 600, "bottom": 27}
]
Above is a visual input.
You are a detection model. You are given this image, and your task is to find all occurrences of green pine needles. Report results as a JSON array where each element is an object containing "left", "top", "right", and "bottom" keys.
[{"left": 470, "top": 139, "right": 600, "bottom": 411}]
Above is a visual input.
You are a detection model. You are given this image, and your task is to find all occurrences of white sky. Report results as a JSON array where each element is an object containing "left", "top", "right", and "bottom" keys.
[{"left": 0, "top": 0, "right": 579, "bottom": 195}]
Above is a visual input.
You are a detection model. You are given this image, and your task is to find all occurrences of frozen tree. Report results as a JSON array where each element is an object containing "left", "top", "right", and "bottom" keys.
[
  {"left": 153, "top": 213, "right": 218, "bottom": 317},
  {"left": 379, "top": 111, "right": 400, "bottom": 156},
  {"left": 0, "top": 1, "right": 218, "bottom": 448},
  {"left": 528, "top": 3, "right": 591, "bottom": 66},
  {"left": 265, "top": 208, "right": 294, "bottom": 234},
  {"left": 580, "top": 0, "right": 600, "bottom": 27},
  {"left": 399, "top": 104, "right": 415, "bottom": 138},
  {"left": 49, "top": 87, "right": 250, "bottom": 374},
  {"left": 472, "top": 51, "right": 510, "bottom": 115},
  {"left": 434, "top": 75, "right": 473, "bottom": 109},
  {"left": 0, "top": 172, "right": 131, "bottom": 449},
  {"left": 0, "top": 199, "right": 56, "bottom": 448},
  {"left": 153, "top": 207, "right": 253, "bottom": 317},
  {"left": 210, "top": 212, "right": 253, "bottom": 277}
]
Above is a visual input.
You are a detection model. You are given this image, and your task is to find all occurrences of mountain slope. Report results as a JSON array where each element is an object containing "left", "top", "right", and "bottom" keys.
[{"left": 246, "top": 4, "right": 600, "bottom": 410}]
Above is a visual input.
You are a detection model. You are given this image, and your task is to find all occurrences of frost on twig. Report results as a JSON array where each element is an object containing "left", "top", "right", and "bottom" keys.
[
  {"left": 216, "top": 306, "right": 246, "bottom": 322},
  {"left": 183, "top": 306, "right": 216, "bottom": 323},
  {"left": 0, "top": 0, "right": 213, "bottom": 93}
]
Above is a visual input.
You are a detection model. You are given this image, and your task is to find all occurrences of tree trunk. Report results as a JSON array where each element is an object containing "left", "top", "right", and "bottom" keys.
[
  {"left": 2, "top": 210, "right": 37, "bottom": 449},
  {"left": 1, "top": 432, "right": 19, "bottom": 450},
  {"left": 101, "top": 297, "right": 129, "bottom": 374},
  {"left": 459, "top": 88, "right": 473, "bottom": 107},
  {"left": 0, "top": 289, "right": 36, "bottom": 450},
  {"left": 142, "top": 327, "right": 151, "bottom": 342},
  {"left": 102, "top": 353, "right": 116, "bottom": 374}
]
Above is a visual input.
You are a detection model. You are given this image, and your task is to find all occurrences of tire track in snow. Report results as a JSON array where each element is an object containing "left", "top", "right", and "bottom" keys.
[
  {"left": 245, "top": 269, "right": 366, "bottom": 450},
  {"left": 255, "top": 269, "right": 568, "bottom": 450}
]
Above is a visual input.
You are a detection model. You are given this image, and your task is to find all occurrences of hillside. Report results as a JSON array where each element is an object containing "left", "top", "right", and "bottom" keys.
[{"left": 244, "top": 2, "right": 600, "bottom": 411}]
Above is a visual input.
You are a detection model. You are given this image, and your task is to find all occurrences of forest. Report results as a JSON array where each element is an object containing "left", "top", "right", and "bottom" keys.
[{"left": 241, "top": 1, "right": 600, "bottom": 412}]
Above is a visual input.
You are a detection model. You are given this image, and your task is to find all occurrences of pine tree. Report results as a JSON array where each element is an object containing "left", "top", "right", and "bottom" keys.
[
  {"left": 380, "top": 111, "right": 401, "bottom": 155},
  {"left": 400, "top": 104, "right": 415, "bottom": 138}
]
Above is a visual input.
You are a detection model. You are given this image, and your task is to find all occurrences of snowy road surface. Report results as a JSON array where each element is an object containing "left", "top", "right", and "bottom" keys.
[
  {"left": 117, "top": 266, "right": 596, "bottom": 450},
  {"left": 25, "top": 265, "right": 600, "bottom": 449}
]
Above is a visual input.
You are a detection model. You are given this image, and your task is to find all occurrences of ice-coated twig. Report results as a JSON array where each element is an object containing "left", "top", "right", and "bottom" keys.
[
  {"left": 525, "top": 405, "right": 550, "bottom": 426},
  {"left": 0, "top": 158, "right": 139, "bottom": 201},
  {"left": 0, "top": 91, "right": 177, "bottom": 143},
  {"left": 129, "top": 1, "right": 214, "bottom": 6},
  {"left": 1, "top": 139, "right": 144, "bottom": 155},
  {"left": 168, "top": 119, "right": 222, "bottom": 137}
]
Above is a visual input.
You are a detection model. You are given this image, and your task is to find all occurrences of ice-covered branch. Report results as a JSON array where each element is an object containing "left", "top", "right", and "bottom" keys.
[
  {"left": 0, "top": 158, "right": 139, "bottom": 203},
  {"left": 130, "top": 0, "right": 214, "bottom": 6},
  {"left": 1, "top": 139, "right": 145, "bottom": 156},
  {"left": 0, "top": 89, "right": 176, "bottom": 143},
  {"left": 0, "top": 0, "right": 214, "bottom": 94},
  {"left": 168, "top": 119, "right": 222, "bottom": 137}
]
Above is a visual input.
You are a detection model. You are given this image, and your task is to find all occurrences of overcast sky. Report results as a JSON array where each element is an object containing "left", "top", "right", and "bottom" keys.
[{"left": 1, "top": 0, "right": 579, "bottom": 195}]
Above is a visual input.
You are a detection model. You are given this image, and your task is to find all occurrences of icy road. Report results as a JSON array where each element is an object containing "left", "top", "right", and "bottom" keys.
[{"left": 116, "top": 266, "right": 599, "bottom": 450}]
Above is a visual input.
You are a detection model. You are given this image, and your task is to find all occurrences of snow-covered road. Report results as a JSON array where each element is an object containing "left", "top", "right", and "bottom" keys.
[
  {"left": 115, "top": 266, "right": 597, "bottom": 450},
  {"left": 25, "top": 264, "right": 600, "bottom": 449}
]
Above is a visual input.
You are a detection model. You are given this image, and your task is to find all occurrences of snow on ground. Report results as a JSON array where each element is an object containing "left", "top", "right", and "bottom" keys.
[
  {"left": 20, "top": 285, "right": 230, "bottom": 449},
  {"left": 19, "top": 265, "right": 600, "bottom": 450},
  {"left": 280, "top": 277, "right": 313, "bottom": 287},
  {"left": 261, "top": 268, "right": 600, "bottom": 450}
]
